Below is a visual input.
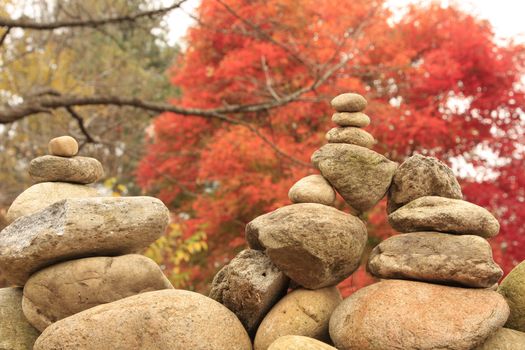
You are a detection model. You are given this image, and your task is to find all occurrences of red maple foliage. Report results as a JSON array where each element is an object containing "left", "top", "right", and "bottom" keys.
[{"left": 137, "top": 0, "right": 525, "bottom": 293}]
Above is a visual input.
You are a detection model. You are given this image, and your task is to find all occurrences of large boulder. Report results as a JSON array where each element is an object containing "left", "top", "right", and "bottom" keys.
[
  {"left": 330, "top": 280, "right": 510, "bottom": 350},
  {"left": 29, "top": 155, "right": 104, "bottom": 184},
  {"left": 0, "top": 197, "right": 169, "bottom": 286},
  {"left": 209, "top": 249, "right": 289, "bottom": 336},
  {"left": 0, "top": 288, "right": 40, "bottom": 350},
  {"left": 6, "top": 182, "right": 99, "bottom": 223},
  {"left": 311, "top": 144, "right": 398, "bottom": 212},
  {"left": 288, "top": 175, "right": 336, "bottom": 206},
  {"left": 498, "top": 260, "right": 525, "bottom": 331},
  {"left": 475, "top": 328, "right": 525, "bottom": 350},
  {"left": 367, "top": 232, "right": 503, "bottom": 288},
  {"left": 387, "top": 154, "right": 462, "bottom": 213},
  {"left": 268, "top": 335, "right": 337, "bottom": 350},
  {"left": 23, "top": 254, "right": 173, "bottom": 331},
  {"left": 246, "top": 203, "right": 367, "bottom": 289},
  {"left": 254, "top": 287, "right": 341, "bottom": 350},
  {"left": 34, "top": 289, "right": 252, "bottom": 350},
  {"left": 389, "top": 196, "right": 499, "bottom": 237}
]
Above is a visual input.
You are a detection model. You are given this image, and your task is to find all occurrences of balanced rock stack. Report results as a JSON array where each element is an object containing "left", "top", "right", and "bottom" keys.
[
  {"left": 210, "top": 93, "right": 525, "bottom": 350},
  {"left": 0, "top": 136, "right": 252, "bottom": 349},
  {"left": 209, "top": 93, "right": 397, "bottom": 349}
]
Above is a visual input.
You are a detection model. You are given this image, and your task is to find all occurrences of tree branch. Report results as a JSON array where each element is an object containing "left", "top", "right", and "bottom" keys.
[
  {"left": 0, "top": 27, "right": 10, "bottom": 47},
  {"left": 64, "top": 106, "right": 96, "bottom": 144},
  {"left": 0, "top": 1, "right": 187, "bottom": 30}
]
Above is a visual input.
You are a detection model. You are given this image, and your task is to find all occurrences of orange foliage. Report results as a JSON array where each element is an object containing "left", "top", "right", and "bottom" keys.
[{"left": 138, "top": 0, "right": 525, "bottom": 293}]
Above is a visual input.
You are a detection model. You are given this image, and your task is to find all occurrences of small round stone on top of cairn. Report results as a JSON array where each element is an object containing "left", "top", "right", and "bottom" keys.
[
  {"left": 48, "top": 136, "right": 79, "bottom": 157},
  {"left": 326, "top": 93, "right": 375, "bottom": 148},
  {"left": 29, "top": 136, "right": 104, "bottom": 184}
]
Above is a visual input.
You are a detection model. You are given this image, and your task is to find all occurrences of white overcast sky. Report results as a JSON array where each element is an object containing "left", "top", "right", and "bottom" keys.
[{"left": 165, "top": 0, "right": 525, "bottom": 45}]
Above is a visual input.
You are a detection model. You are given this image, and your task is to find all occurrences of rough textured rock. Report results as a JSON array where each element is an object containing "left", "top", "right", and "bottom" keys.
[
  {"left": 329, "top": 280, "right": 510, "bottom": 350},
  {"left": 0, "top": 288, "right": 40, "bottom": 350},
  {"left": 367, "top": 232, "right": 503, "bottom": 288},
  {"left": 6, "top": 182, "right": 99, "bottom": 223},
  {"left": 246, "top": 203, "right": 367, "bottom": 289},
  {"left": 48, "top": 136, "right": 78, "bottom": 157},
  {"left": 387, "top": 154, "right": 462, "bottom": 213},
  {"left": 34, "top": 289, "right": 252, "bottom": 350},
  {"left": 325, "top": 127, "right": 375, "bottom": 148},
  {"left": 209, "top": 249, "right": 289, "bottom": 336},
  {"left": 389, "top": 196, "right": 500, "bottom": 237},
  {"left": 254, "top": 287, "right": 342, "bottom": 350},
  {"left": 29, "top": 155, "right": 104, "bottom": 184},
  {"left": 23, "top": 254, "right": 173, "bottom": 332},
  {"left": 475, "top": 328, "right": 525, "bottom": 350},
  {"left": 0, "top": 197, "right": 169, "bottom": 286},
  {"left": 331, "top": 112, "right": 370, "bottom": 127},
  {"left": 330, "top": 93, "right": 367, "bottom": 112},
  {"left": 268, "top": 335, "right": 337, "bottom": 350},
  {"left": 288, "top": 175, "right": 335, "bottom": 206},
  {"left": 498, "top": 260, "right": 525, "bottom": 332},
  {"left": 311, "top": 144, "right": 398, "bottom": 212}
]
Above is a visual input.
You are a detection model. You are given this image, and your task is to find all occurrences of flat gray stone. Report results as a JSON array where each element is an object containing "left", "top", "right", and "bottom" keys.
[
  {"left": 331, "top": 93, "right": 367, "bottom": 112},
  {"left": 387, "top": 154, "right": 462, "bottom": 213},
  {"left": 29, "top": 155, "right": 104, "bottom": 184},
  {"left": 0, "top": 197, "right": 169, "bottom": 286},
  {"left": 209, "top": 249, "right": 289, "bottom": 337},
  {"left": 23, "top": 254, "right": 173, "bottom": 331},
  {"left": 311, "top": 144, "right": 398, "bottom": 212},
  {"left": 368, "top": 232, "right": 503, "bottom": 288},
  {"left": 288, "top": 175, "right": 335, "bottom": 206},
  {"left": 331, "top": 112, "right": 370, "bottom": 127},
  {"left": 0, "top": 288, "right": 40, "bottom": 350},
  {"left": 246, "top": 203, "right": 367, "bottom": 289},
  {"left": 388, "top": 196, "right": 500, "bottom": 237},
  {"left": 6, "top": 182, "right": 99, "bottom": 223},
  {"left": 325, "top": 127, "right": 375, "bottom": 148}
]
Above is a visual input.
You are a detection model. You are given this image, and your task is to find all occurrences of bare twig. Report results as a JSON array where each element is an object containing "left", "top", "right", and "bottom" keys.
[
  {"left": 0, "top": 1, "right": 187, "bottom": 30},
  {"left": 0, "top": 27, "right": 10, "bottom": 47},
  {"left": 64, "top": 106, "right": 96, "bottom": 144}
]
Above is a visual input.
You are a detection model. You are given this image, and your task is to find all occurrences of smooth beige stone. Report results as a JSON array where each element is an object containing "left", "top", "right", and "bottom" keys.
[
  {"left": 475, "top": 328, "right": 525, "bottom": 350},
  {"left": 268, "top": 335, "right": 337, "bottom": 350},
  {"left": 6, "top": 182, "right": 99, "bottom": 223},
  {"left": 246, "top": 203, "right": 367, "bottom": 289},
  {"left": 0, "top": 288, "right": 40, "bottom": 350},
  {"left": 331, "top": 112, "right": 370, "bottom": 127},
  {"left": 254, "top": 287, "right": 342, "bottom": 350},
  {"left": 288, "top": 175, "right": 335, "bottom": 206},
  {"left": 331, "top": 93, "right": 367, "bottom": 112},
  {"left": 34, "top": 290, "right": 252, "bottom": 350},
  {"left": 367, "top": 232, "right": 503, "bottom": 288},
  {"left": 388, "top": 196, "right": 500, "bottom": 237},
  {"left": 23, "top": 254, "right": 173, "bottom": 331},
  {"left": 311, "top": 144, "right": 398, "bottom": 212},
  {"left": 29, "top": 155, "right": 104, "bottom": 184},
  {"left": 387, "top": 154, "right": 462, "bottom": 213},
  {"left": 325, "top": 127, "right": 375, "bottom": 148},
  {"left": 499, "top": 261, "right": 525, "bottom": 332},
  {"left": 48, "top": 136, "right": 78, "bottom": 157},
  {"left": 209, "top": 249, "right": 289, "bottom": 336},
  {"left": 330, "top": 280, "right": 510, "bottom": 350},
  {"left": 0, "top": 197, "right": 169, "bottom": 286}
]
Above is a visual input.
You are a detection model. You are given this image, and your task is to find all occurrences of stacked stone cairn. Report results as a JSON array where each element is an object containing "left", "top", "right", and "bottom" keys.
[
  {"left": 0, "top": 136, "right": 252, "bottom": 349},
  {"left": 1, "top": 96, "right": 525, "bottom": 350},
  {"left": 209, "top": 93, "right": 525, "bottom": 350}
]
